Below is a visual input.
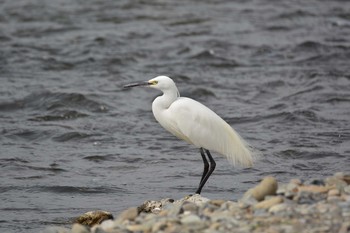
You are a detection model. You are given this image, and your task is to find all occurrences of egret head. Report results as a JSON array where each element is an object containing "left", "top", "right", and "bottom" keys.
[
  {"left": 147, "top": 76, "right": 176, "bottom": 91},
  {"left": 124, "top": 75, "right": 177, "bottom": 92}
]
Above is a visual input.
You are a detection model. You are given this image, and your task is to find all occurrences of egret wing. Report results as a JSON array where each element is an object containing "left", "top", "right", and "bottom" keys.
[{"left": 167, "top": 97, "right": 254, "bottom": 167}]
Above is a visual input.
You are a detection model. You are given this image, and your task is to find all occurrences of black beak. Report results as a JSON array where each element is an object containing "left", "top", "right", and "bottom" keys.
[{"left": 123, "top": 81, "right": 149, "bottom": 89}]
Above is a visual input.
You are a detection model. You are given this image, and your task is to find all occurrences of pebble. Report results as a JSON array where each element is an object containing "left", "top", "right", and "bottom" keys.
[{"left": 43, "top": 172, "right": 350, "bottom": 233}]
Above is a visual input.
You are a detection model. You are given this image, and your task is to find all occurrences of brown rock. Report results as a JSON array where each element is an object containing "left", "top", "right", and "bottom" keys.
[
  {"left": 74, "top": 210, "right": 113, "bottom": 227},
  {"left": 209, "top": 199, "right": 226, "bottom": 206},
  {"left": 290, "top": 178, "right": 302, "bottom": 185},
  {"left": 244, "top": 176, "right": 278, "bottom": 201},
  {"left": 328, "top": 189, "right": 340, "bottom": 196},
  {"left": 254, "top": 196, "right": 283, "bottom": 209},
  {"left": 297, "top": 185, "right": 331, "bottom": 193}
]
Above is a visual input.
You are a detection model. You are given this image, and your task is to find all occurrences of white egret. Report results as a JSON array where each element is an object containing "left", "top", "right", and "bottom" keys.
[{"left": 124, "top": 76, "right": 256, "bottom": 194}]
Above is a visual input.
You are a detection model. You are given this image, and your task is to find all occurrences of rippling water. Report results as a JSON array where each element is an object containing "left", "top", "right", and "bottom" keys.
[{"left": 1, "top": 0, "right": 350, "bottom": 232}]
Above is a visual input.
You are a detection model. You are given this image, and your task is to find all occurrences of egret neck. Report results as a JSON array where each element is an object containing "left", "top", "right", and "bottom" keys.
[{"left": 152, "top": 86, "right": 180, "bottom": 110}]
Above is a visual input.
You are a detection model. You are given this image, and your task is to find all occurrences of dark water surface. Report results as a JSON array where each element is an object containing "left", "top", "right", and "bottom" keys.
[{"left": 1, "top": 0, "right": 350, "bottom": 232}]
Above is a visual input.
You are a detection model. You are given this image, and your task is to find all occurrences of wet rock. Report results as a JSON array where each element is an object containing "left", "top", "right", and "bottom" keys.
[
  {"left": 74, "top": 211, "right": 113, "bottom": 227},
  {"left": 243, "top": 176, "right": 278, "bottom": 201}
]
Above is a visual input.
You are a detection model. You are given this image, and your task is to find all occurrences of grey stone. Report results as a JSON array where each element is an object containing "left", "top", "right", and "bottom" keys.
[
  {"left": 117, "top": 207, "right": 138, "bottom": 221},
  {"left": 180, "top": 214, "right": 202, "bottom": 224}
]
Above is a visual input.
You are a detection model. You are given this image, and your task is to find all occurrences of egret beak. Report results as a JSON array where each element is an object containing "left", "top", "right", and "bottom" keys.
[{"left": 123, "top": 81, "right": 150, "bottom": 89}]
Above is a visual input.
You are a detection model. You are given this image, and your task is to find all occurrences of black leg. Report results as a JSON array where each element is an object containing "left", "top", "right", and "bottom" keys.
[
  {"left": 199, "top": 148, "right": 209, "bottom": 183},
  {"left": 195, "top": 149, "right": 216, "bottom": 194}
]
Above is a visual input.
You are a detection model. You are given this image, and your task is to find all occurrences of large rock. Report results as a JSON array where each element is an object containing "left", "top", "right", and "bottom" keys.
[{"left": 74, "top": 210, "right": 113, "bottom": 227}]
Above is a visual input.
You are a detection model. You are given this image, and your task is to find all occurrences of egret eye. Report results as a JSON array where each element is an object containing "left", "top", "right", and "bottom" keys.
[{"left": 151, "top": 80, "right": 158, "bottom": 85}]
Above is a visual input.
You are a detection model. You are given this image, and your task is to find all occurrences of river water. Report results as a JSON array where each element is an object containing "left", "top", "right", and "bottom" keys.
[{"left": 1, "top": 0, "right": 350, "bottom": 232}]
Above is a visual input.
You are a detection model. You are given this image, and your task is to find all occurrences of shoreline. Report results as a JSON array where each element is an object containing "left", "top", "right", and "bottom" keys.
[{"left": 43, "top": 172, "right": 350, "bottom": 233}]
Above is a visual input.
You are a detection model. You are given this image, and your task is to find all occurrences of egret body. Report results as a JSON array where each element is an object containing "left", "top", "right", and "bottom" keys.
[{"left": 124, "top": 76, "right": 255, "bottom": 194}]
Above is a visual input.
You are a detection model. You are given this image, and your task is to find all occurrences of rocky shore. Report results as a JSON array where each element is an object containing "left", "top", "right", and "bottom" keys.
[{"left": 42, "top": 172, "right": 350, "bottom": 233}]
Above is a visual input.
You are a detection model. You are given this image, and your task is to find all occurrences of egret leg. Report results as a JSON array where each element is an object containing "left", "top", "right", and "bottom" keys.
[
  {"left": 199, "top": 148, "right": 209, "bottom": 183},
  {"left": 195, "top": 149, "right": 216, "bottom": 194}
]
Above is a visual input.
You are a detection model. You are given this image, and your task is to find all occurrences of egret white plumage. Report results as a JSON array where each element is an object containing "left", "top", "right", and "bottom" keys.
[{"left": 124, "top": 76, "right": 255, "bottom": 194}]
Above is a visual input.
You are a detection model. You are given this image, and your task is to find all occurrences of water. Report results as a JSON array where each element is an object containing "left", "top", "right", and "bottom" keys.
[{"left": 1, "top": 0, "right": 350, "bottom": 232}]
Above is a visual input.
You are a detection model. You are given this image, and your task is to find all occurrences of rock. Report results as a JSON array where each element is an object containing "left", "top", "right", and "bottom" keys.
[
  {"left": 180, "top": 214, "right": 202, "bottom": 224},
  {"left": 74, "top": 211, "right": 113, "bottom": 227},
  {"left": 40, "top": 227, "right": 70, "bottom": 233},
  {"left": 181, "top": 201, "right": 198, "bottom": 214},
  {"left": 243, "top": 176, "right": 278, "bottom": 201},
  {"left": 71, "top": 224, "right": 90, "bottom": 233},
  {"left": 294, "top": 191, "right": 326, "bottom": 204},
  {"left": 328, "top": 189, "right": 340, "bottom": 196},
  {"left": 327, "top": 195, "right": 344, "bottom": 202},
  {"left": 98, "top": 220, "right": 115, "bottom": 231},
  {"left": 325, "top": 176, "right": 347, "bottom": 190},
  {"left": 138, "top": 200, "right": 161, "bottom": 213},
  {"left": 344, "top": 186, "right": 350, "bottom": 195},
  {"left": 305, "top": 178, "right": 325, "bottom": 186},
  {"left": 209, "top": 199, "right": 226, "bottom": 206},
  {"left": 254, "top": 196, "right": 283, "bottom": 209},
  {"left": 268, "top": 203, "right": 290, "bottom": 214},
  {"left": 137, "top": 198, "right": 174, "bottom": 214},
  {"left": 343, "top": 175, "right": 350, "bottom": 184},
  {"left": 239, "top": 195, "right": 258, "bottom": 209},
  {"left": 176, "top": 194, "right": 210, "bottom": 205},
  {"left": 126, "top": 224, "right": 152, "bottom": 232},
  {"left": 90, "top": 226, "right": 108, "bottom": 233},
  {"left": 42, "top": 173, "right": 350, "bottom": 233},
  {"left": 297, "top": 185, "right": 331, "bottom": 193},
  {"left": 118, "top": 207, "right": 138, "bottom": 221},
  {"left": 290, "top": 179, "right": 302, "bottom": 185},
  {"left": 339, "top": 222, "right": 350, "bottom": 233}
]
